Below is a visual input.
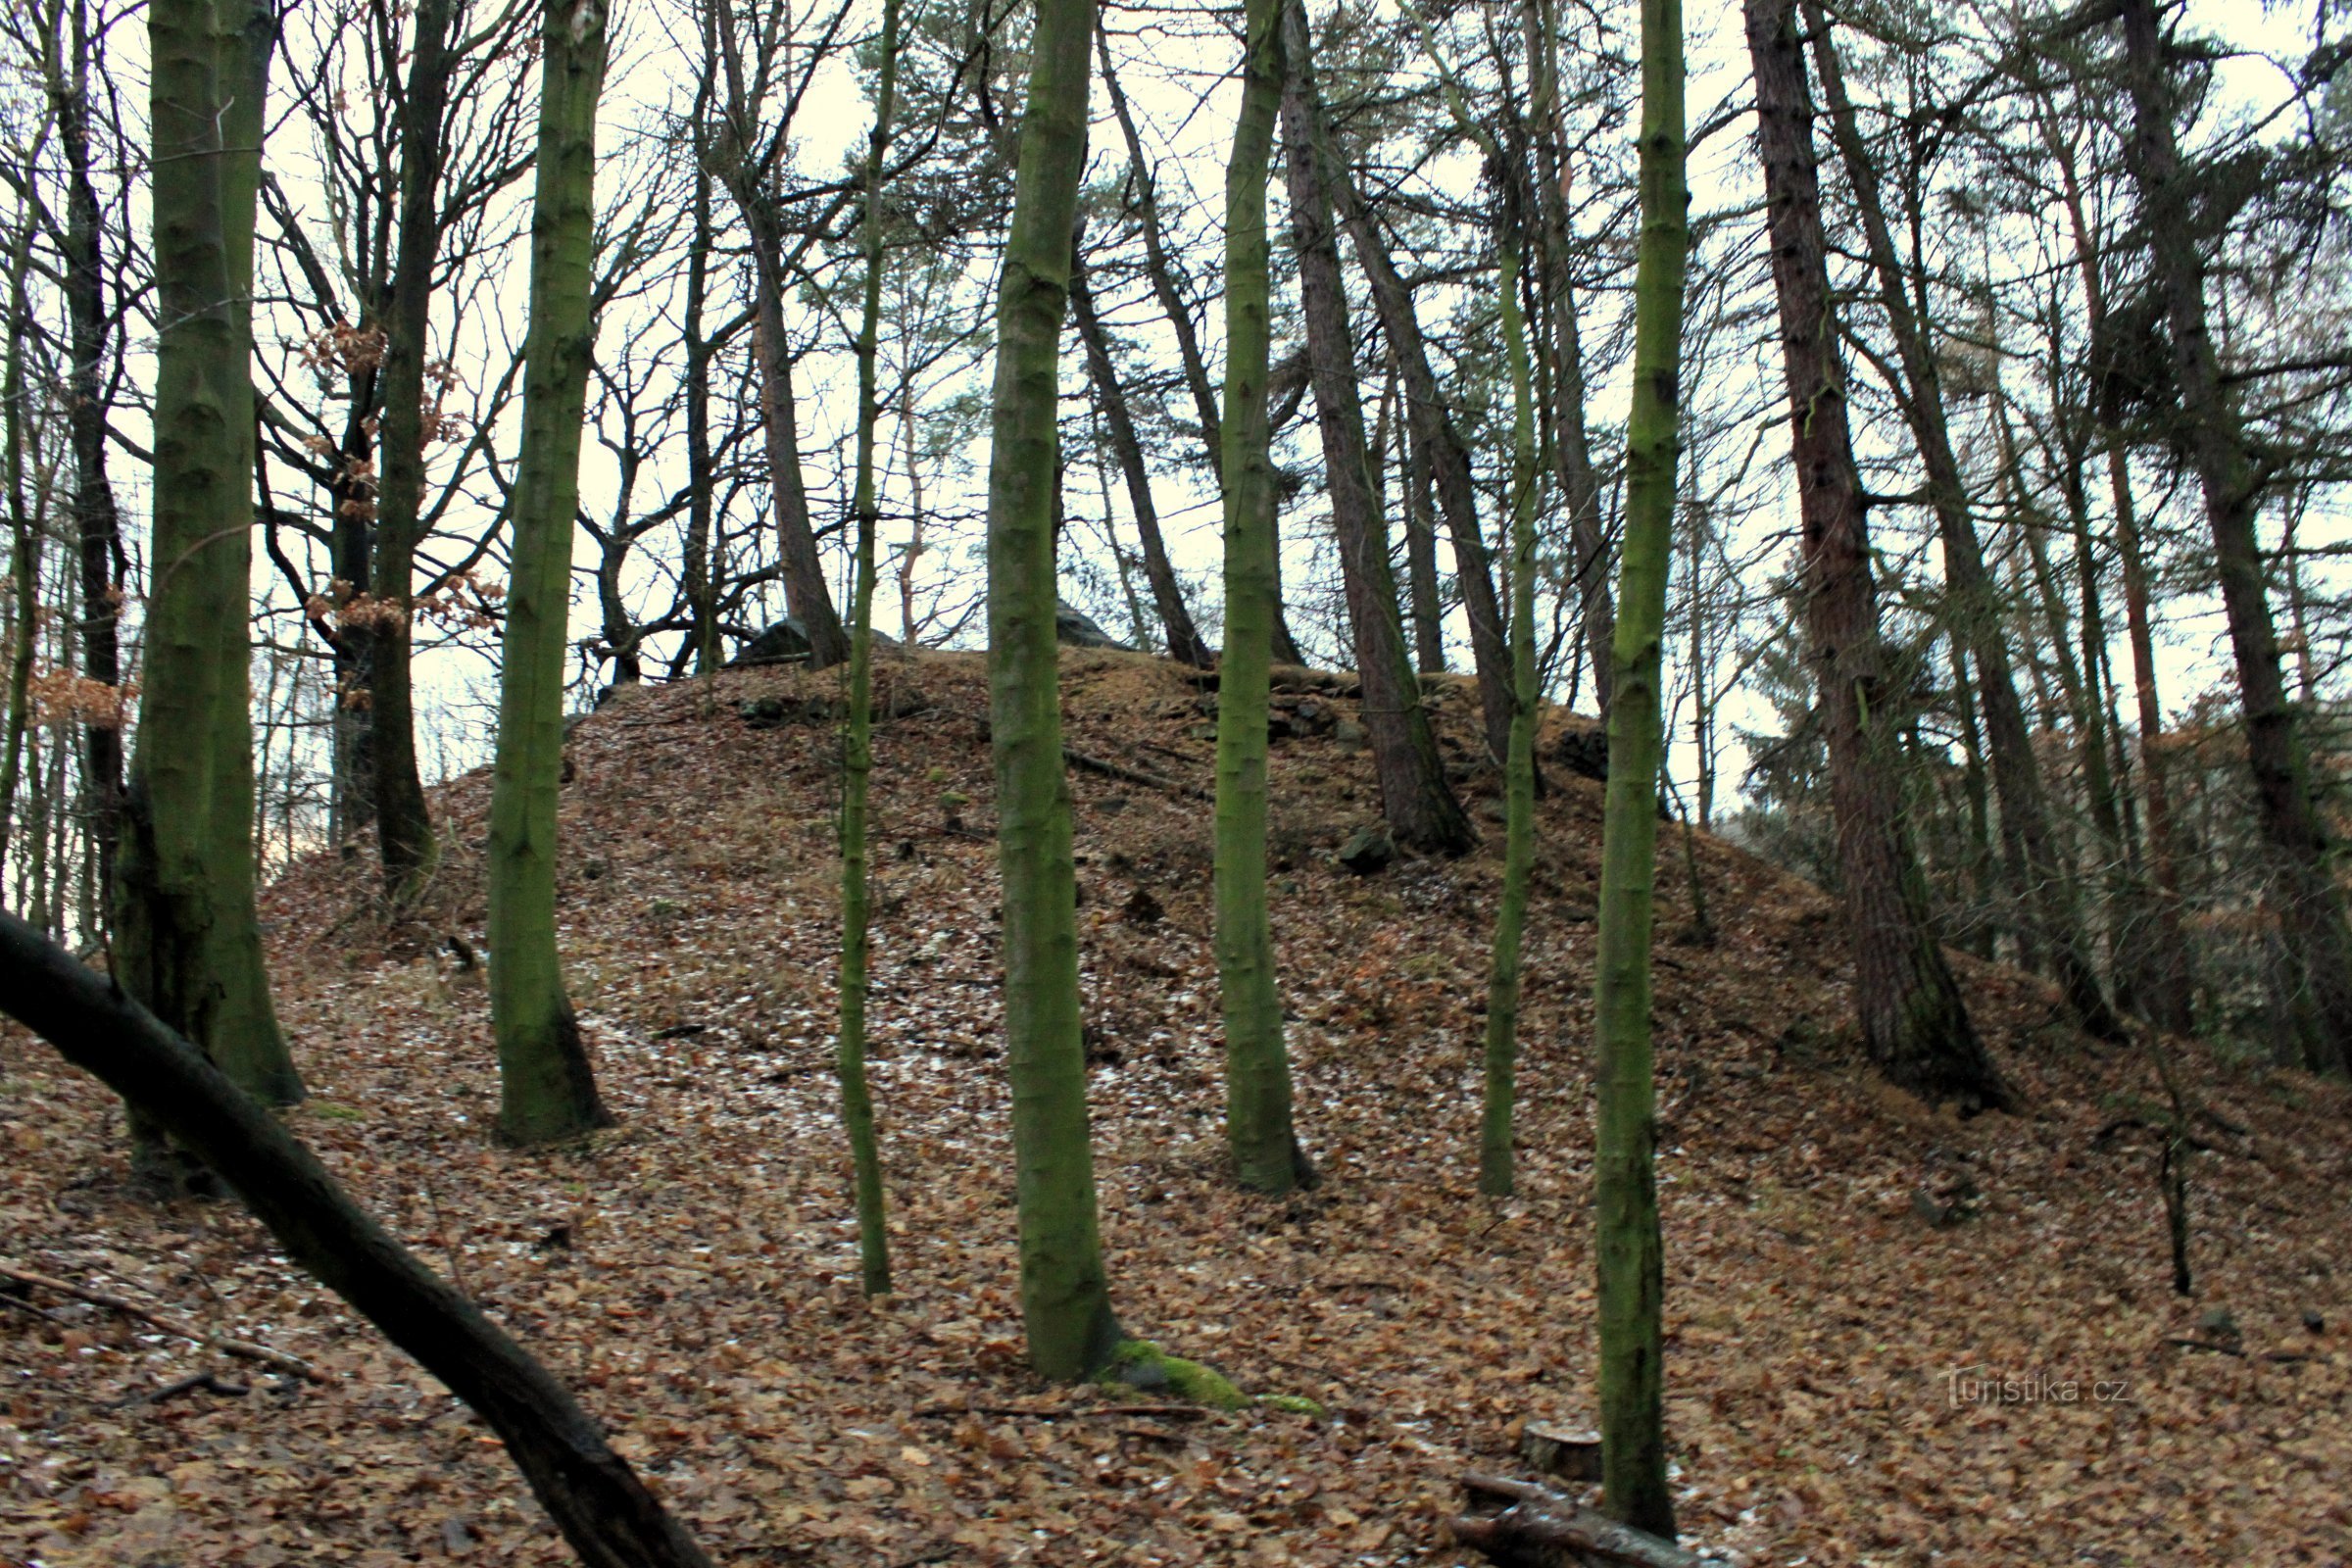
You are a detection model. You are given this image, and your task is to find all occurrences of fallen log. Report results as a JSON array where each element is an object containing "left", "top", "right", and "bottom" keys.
[
  {"left": 0, "top": 911, "right": 714, "bottom": 1568},
  {"left": 1452, "top": 1474, "right": 1706, "bottom": 1568}
]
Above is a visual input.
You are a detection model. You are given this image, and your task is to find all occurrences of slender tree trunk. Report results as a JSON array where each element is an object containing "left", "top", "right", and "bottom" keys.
[
  {"left": 1474, "top": 204, "right": 1539, "bottom": 1200},
  {"left": 1590, "top": 0, "right": 1684, "bottom": 1534},
  {"left": 1211, "top": 0, "right": 1310, "bottom": 1197},
  {"left": 1805, "top": 3, "right": 2121, "bottom": 1042},
  {"left": 0, "top": 911, "right": 717, "bottom": 1568},
  {"left": 1279, "top": 2, "right": 1472, "bottom": 857},
  {"left": 1330, "top": 165, "right": 1513, "bottom": 765},
  {"left": 0, "top": 202, "right": 40, "bottom": 879},
  {"left": 2043, "top": 83, "right": 2192, "bottom": 1032},
  {"left": 1947, "top": 638, "right": 1998, "bottom": 960},
  {"left": 683, "top": 54, "right": 719, "bottom": 676},
  {"left": 835, "top": 0, "right": 902, "bottom": 1298},
  {"left": 1746, "top": 0, "right": 2005, "bottom": 1110},
  {"left": 743, "top": 205, "right": 849, "bottom": 667},
  {"left": 1068, "top": 242, "right": 1211, "bottom": 666},
  {"left": 487, "top": 0, "right": 615, "bottom": 1146},
  {"left": 2118, "top": 0, "right": 2352, "bottom": 1071},
  {"left": 986, "top": 0, "right": 1124, "bottom": 1375},
  {"left": 365, "top": 0, "right": 453, "bottom": 899},
  {"left": 1398, "top": 365, "right": 1445, "bottom": 673},
  {"left": 1523, "top": 0, "right": 1614, "bottom": 719},
  {"left": 117, "top": 0, "right": 304, "bottom": 1158},
  {"left": 1098, "top": 28, "right": 1223, "bottom": 475},
  {"left": 54, "top": 0, "right": 123, "bottom": 906}
]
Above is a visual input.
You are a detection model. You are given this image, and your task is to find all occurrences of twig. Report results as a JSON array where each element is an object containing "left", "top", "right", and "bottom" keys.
[
  {"left": 0, "top": 1261, "right": 323, "bottom": 1381},
  {"left": 1064, "top": 749, "right": 1210, "bottom": 802},
  {"left": 104, "top": 1371, "right": 251, "bottom": 1408}
]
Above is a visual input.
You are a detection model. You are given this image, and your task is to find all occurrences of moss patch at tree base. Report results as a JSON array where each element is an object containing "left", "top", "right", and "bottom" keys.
[{"left": 1098, "top": 1341, "right": 1323, "bottom": 1417}]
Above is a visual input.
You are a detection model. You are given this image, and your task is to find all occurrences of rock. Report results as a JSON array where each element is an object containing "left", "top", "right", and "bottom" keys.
[
  {"left": 738, "top": 694, "right": 843, "bottom": 729},
  {"left": 2199, "top": 1306, "right": 2241, "bottom": 1342},
  {"left": 1055, "top": 599, "right": 1134, "bottom": 651},
  {"left": 728, "top": 616, "right": 812, "bottom": 667},
  {"left": 1333, "top": 716, "right": 1367, "bottom": 753},
  {"left": 728, "top": 616, "right": 899, "bottom": 667},
  {"left": 1550, "top": 721, "right": 1609, "bottom": 783},
  {"left": 1286, "top": 698, "right": 1336, "bottom": 737},
  {"left": 1337, "top": 824, "right": 1396, "bottom": 875},
  {"left": 2304, "top": 1309, "right": 2326, "bottom": 1335}
]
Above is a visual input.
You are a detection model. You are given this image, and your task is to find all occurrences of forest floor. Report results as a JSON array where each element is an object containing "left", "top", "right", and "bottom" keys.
[{"left": 4, "top": 647, "right": 2350, "bottom": 1568}]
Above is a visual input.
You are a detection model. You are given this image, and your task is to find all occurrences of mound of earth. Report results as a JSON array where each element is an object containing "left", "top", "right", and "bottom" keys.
[{"left": 3, "top": 648, "right": 2347, "bottom": 1566}]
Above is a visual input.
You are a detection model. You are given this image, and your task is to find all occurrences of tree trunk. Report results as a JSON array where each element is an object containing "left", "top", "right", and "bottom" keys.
[
  {"left": 1068, "top": 241, "right": 1212, "bottom": 667},
  {"left": 54, "top": 0, "right": 123, "bottom": 904},
  {"left": 117, "top": 0, "right": 304, "bottom": 1152},
  {"left": 0, "top": 911, "right": 714, "bottom": 1568},
  {"left": 835, "top": 0, "right": 903, "bottom": 1298},
  {"left": 1804, "top": 3, "right": 2121, "bottom": 1043},
  {"left": 1745, "top": 0, "right": 2005, "bottom": 1111},
  {"left": 2118, "top": 0, "right": 2352, "bottom": 1071},
  {"left": 1213, "top": 0, "right": 1311, "bottom": 1198},
  {"left": 1279, "top": 2, "right": 1472, "bottom": 858},
  {"left": 1523, "top": 0, "right": 1614, "bottom": 720},
  {"left": 985, "top": 0, "right": 1124, "bottom": 1376},
  {"left": 1395, "top": 354, "right": 1446, "bottom": 673},
  {"left": 682, "top": 35, "right": 719, "bottom": 677},
  {"left": 486, "top": 0, "right": 615, "bottom": 1147},
  {"left": 0, "top": 206, "right": 40, "bottom": 880},
  {"left": 1330, "top": 164, "right": 1513, "bottom": 766},
  {"left": 1098, "top": 28, "right": 1223, "bottom": 475},
  {"left": 743, "top": 202, "right": 849, "bottom": 668},
  {"left": 365, "top": 0, "right": 453, "bottom": 899},
  {"left": 1590, "top": 0, "right": 1685, "bottom": 1531}
]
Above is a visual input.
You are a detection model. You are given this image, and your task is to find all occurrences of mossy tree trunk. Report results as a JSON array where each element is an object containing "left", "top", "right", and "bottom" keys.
[
  {"left": 117, "top": 0, "right": 303, "bottom": 1152},
  {"left": 1592, "top": 0, "right": 1687, "bottom": 1534},
  {"left": 1214, "top": 0, "right": 1311, "bottom": 1197},
  {"left": 1745, "top": 0, "right": 2005, "bottom": 1111},
  {"left": 1405, "top": 0, "right": 1544, "bottom": 1200},
  {"left": 835, "top": 0, "right": 903, "bottom": 1299},
  {"left": 211, "top": 0, "right": 301, "bottom": 1105},
  {"left": 486, "top": 0, "right": 615, "bottom": 1147},
  {"left": 985, "top": 0, "right": 1122, "bottom": 1377}
]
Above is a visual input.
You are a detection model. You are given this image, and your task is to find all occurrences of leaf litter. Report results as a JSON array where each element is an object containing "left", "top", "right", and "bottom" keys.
[{"left": 3, "top": 649, "right": 2347, "bottom": 1566}]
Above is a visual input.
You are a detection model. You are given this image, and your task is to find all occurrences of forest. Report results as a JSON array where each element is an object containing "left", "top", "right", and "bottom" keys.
[{"left": 0, "top": 0, "right": 2348, "bottom": 1560}]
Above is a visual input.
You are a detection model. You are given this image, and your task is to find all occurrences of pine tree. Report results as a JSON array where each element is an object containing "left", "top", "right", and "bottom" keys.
[
  {"left": 1744, "top": 0, "right": 2006, "bottom": 1111},
  {"left": 2116, "top": 0, "right": 2352, "bottom": 1072}
]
